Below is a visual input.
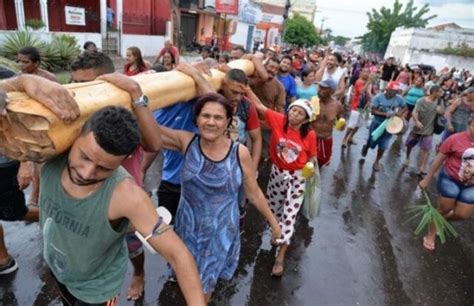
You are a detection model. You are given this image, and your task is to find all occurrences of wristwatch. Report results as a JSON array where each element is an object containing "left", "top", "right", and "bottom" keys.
[{"left": 133, "top": 95, "right": 149, "bottom": 109}]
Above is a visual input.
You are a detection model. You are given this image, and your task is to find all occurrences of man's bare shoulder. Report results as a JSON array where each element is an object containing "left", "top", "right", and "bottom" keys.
[{"left": 110, "top": 177, "right": 149, "bottom": 217}]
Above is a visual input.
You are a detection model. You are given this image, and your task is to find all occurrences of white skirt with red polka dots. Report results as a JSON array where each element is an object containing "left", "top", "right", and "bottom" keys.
[{"left": 266, "top": 164, "right": 306, "bottom": 245}]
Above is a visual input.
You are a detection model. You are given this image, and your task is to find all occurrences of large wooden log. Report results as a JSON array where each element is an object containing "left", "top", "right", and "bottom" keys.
[{"left": 0, "top": 60, "right": 255, "bottom": 162}]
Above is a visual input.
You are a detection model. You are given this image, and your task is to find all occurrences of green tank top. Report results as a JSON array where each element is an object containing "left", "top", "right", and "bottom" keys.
[{"left": 40, "top": 154, "right": 130, "bottom": 303}]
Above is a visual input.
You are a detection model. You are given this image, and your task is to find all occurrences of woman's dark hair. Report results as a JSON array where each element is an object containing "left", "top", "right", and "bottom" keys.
[
  {"left": 127, "top": 46, "right": 146, "bottom": 71},
  {"left": 300, "top": 66, "right": 314, "bottom": 82},
  {"left": 18, "top": 46, "right": 41, "bottom": 63},
  {"left": 161, "top": 50, "right": 176, "bottom": 65},
  {"left": 283, "top": 106, "right": 311, "bottom": 138},
  {"left": 80, "top": 106, "right": 140, "bottom": 156},
  {"left": 193, "top": 93, "right": 233, "bottom": 128}
]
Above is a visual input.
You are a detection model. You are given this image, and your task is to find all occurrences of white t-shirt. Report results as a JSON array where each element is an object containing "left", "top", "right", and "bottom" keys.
[{"left": 323, "top": 67, "right": 345, "bottom": 87}]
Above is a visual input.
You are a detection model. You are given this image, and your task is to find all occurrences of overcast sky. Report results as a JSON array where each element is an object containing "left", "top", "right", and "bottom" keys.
[{"left": 312, "top": 0, "right": 474, "bottom": 39}]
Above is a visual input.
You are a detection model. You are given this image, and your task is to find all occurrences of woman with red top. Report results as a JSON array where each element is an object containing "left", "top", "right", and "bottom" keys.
[
  {"left": 342, "top": 67, "right": 371, "bottom": 147},
  {"left": 123, "top": 47, "right": 149, "bottom": 76},
  {"left": 419, "top": 115, "right": 474, "bottom": 251},
  {"left": 161, "top": 50, "right": 176, "bottom": 71},
  {"left": 247, "top": 89, "right": 318, "bottom": 276}
]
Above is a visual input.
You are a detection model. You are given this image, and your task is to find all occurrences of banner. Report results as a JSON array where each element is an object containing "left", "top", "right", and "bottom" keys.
[{"left": 216, "top": 0, "right": 239, "bottom": 15}]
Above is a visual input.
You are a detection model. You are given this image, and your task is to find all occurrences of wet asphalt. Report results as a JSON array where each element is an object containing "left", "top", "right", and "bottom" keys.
[{"left": 0, "top": 126, "right": 473, "bottom": 306}]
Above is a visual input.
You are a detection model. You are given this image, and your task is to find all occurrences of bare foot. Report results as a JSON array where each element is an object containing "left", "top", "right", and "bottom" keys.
[
  {"left": 127, "top": 274, "right": 145, "bottom": 301},
  {"left": 423, "top": 235, "right": 435, "bottom": 251},
  {"left": 271, "top": 260, "right": 284, "bottom": 277},
  {"left": 348, "top": 139, "right": 357, "bottom": 145},
  {"left": 373, "top": 163, "right": 382, "bottom": 172}
]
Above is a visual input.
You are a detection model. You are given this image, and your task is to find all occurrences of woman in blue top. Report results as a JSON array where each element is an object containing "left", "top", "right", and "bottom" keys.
[
  {"left": 403, "top": 76, "right": 425, "bottom": 121},
  {"left": 296, "top": 67, "right": 318, "bottom": 100},
  {"left": 158, "top": 92, "right": 281, "bottom": 303}
]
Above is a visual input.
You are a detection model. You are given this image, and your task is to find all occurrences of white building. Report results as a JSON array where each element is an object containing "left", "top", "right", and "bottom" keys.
[{"left": 385, "top": 23, "right": 474, "bottom": 71}]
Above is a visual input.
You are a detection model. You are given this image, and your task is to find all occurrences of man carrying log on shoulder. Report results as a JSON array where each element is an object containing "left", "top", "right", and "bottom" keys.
[{"left": 0, "top": 63, "right": 206, "bottom": 305}]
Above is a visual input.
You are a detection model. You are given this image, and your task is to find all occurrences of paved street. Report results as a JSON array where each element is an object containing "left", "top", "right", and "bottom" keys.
[{"left": 0, "top": 125, "right": 473, "bottom": 306}]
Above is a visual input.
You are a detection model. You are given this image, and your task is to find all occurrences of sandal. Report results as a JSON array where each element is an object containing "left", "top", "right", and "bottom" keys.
[
  {"left": 271, "top": 260, "right": 284, "bottom": 277},
  {"left": 348, "top": 139, "right": 357, "bottom": 145}
]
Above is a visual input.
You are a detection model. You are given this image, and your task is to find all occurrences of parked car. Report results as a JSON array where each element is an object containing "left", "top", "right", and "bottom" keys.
[{"left": 409, "top": 64, "right": 436, "bottom": 76}]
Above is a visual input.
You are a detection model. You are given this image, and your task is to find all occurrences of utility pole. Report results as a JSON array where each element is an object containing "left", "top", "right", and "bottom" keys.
[
  {"left": 282, "top": 0, "right": 292, "bottom": 44},
  {"left": 320, "top": 17, "right": 327, "bottom": 36}
]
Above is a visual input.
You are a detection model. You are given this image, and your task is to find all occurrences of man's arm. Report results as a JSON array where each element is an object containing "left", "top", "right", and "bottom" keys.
[
  {"left": 110, "top": 181, "right": 206, "bottom": 306},
  {"left": 275, "top": 85, "right": 286, "bottom": 113},
  {"left": 242, "top": 54, "right": 269, "bottom": 81},
  {"left": 314, "top": 49, "right": 330, "bottom": 82},
  {"left": 245, "top": 86, "right": 268, "bottom": 118},
  {"left": 98, "top": 73, "right": 162, "bottom": 152},
  {"left": 0, "top": 74, "right": 80, "bottom": 122},
  {"left": 175, "top": 64, "right": 216, "bottom": 95},
  {"left": 247, "top": 129, "right": 262, "bottom": 170},
  {"left": 444, "top": 99, "right": 459, "bottom": 131},
  {"left": 334, "top": 77, "right": 346, "bottom": 99}
]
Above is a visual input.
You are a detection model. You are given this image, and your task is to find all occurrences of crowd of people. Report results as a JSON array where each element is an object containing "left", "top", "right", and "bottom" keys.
[{"left": 0, "top": 38, "right": 472, "bottom": 305}]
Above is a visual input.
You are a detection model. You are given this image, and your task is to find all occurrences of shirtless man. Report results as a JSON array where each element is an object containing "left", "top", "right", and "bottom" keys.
[
  {"left": 311, "top": 79, "right": 345, "bottom": 168},
  {"left": 315, "top": 50, "right": 347, "bottom": 100},
  {"left": 17, "top": 47, "right": 57, "bottom": 82}
]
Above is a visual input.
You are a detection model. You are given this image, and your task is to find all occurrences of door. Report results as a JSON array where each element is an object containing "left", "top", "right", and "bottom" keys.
[
  {"left": 246, "top": 25, "right": 254, "bottom": 52},
  {"left": 180, "top": 12, "right": 197, "bottom": 47}
]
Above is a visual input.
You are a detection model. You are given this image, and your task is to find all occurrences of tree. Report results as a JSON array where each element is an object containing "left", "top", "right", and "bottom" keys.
[
  {"left": 359, "top": 0, "right": 436, "bottom": 55},
  {"left": 333, "top": 35, "right": 350, "bottom": 47},
  {"left": 283, "top": 13, "right": 321, "bottom": 47}
]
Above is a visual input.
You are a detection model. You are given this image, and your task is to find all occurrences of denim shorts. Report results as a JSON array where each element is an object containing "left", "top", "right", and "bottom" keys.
[
  {"left": 437, "top": 169, "right": 474, "bottom": 204},
  {"left": 368, "top": 120, "right": 392, "bottom": 151}
]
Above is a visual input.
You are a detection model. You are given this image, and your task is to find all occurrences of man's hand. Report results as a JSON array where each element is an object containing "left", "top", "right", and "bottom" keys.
[
  {"left": 4, "top": 75, "right": 80, "bottom": 122},
  {"left": 415, "top": 120, "right": 424, "bottom": 129},
  {"left": 17, "top": 161, "right": 33, "bottom": 190},
  {"left": 175, "top": 63, "right": 203, "bottom": 78},
  {"left": 98, "top": 73, "right": 142, "bottom": 101}
]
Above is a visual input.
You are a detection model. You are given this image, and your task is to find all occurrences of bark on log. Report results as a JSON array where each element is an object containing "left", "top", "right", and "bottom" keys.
[{"left": 0, "top": 60, "right": 254, "bottom": 162}]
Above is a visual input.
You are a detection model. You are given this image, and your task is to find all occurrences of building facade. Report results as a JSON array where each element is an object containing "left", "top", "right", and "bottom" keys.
[
  {"left": 254, "top": 0, "right": 317, "bottom": 22},
  {"left": 385, "top": 23, "right": 474, "bottom": 71},
  {"left": 0, "top": 0, "right": 171, "bottom": 57}
]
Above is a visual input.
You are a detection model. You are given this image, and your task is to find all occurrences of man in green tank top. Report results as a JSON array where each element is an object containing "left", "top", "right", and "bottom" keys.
[{"left": 38, "top": 104, "right": 205, "bottom": 305}]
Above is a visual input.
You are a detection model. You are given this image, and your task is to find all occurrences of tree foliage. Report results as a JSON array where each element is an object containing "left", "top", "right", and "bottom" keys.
[
  {"left": 283, "top": 13, "right": 321, "bottom": 47},
  {"left": 359, "top": 0, "right": 436, "bottom": 55}
]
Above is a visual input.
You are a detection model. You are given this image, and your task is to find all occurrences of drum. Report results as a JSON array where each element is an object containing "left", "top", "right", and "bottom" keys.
[{"left": 386, "top": 116, "right": 406, "bottom": 134}]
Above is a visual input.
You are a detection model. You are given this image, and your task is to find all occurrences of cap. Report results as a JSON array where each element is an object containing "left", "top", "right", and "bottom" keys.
[
  {"left": 289, "top": 99, "right": 313, "bottom": 119},
  {"left": 386, "top": 81, "right": 401, "bottom": 91},
  {"left": 318, "top": 78, "right": 338, "bottom": 91}
]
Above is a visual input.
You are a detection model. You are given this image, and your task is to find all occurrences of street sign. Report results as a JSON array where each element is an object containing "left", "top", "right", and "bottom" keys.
[
  {"left": 215, "top": 0, "right": 239, "bottom": 15},
  {"left": 65, "top": 6, "right": 86, "bottom": 26}
]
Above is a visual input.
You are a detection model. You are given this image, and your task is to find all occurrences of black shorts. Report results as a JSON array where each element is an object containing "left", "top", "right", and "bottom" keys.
[
  {"left": 157, "top": 180, "right": 181, "bottom": 222},
  {"left": 51, "top": 270, "right": 118, "bottom": 306},
  {"left": 0, "top": 163, "right": 27, "bottom": 221}
]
